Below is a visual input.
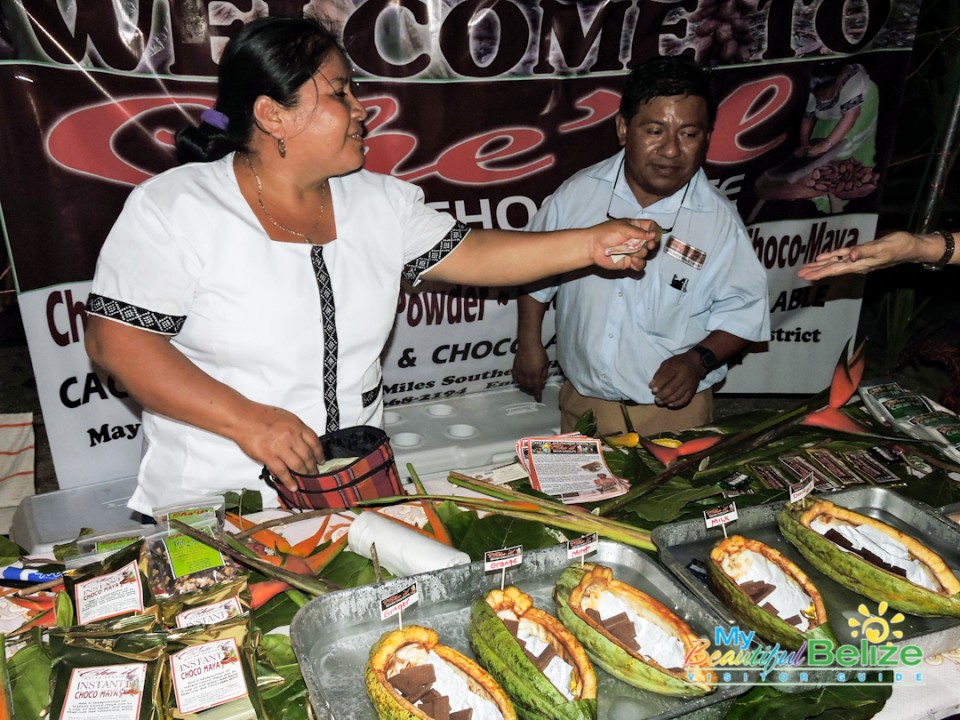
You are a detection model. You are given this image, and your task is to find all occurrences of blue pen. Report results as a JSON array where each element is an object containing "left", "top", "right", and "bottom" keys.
[{"left": 1, "top": 567, "right": 62, "bottom": 584}]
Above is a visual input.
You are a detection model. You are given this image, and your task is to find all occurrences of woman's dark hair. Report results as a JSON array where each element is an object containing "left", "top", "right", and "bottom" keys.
[
  {"left": 620, "top": 56, "right": 716, "bottom": 129},
  {"left": 175, "top": 16, "right": 342, "bottom": 163}
]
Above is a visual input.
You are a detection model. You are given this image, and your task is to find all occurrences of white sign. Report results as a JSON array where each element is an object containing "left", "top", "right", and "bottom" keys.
[
  {"left": 380, "top": 582, "right": 419, "bottom": 621},
  {"left": 484, "top": 545, "right": 523, "bottom": 572}
]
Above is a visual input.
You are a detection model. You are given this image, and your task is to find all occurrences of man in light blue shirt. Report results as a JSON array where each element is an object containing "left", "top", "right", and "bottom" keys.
[{"left": 514, "top": 57, "right": 770, "bottom": 436}]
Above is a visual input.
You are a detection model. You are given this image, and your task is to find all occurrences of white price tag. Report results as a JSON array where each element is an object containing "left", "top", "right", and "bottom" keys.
[
  {"left": 789, "top": 473, "right": 815, "bottom": 503},
  {"left": 704, "top": 502, "right": 738, "bottom": 530},
  {"left": 380, "top": 582, "right": 419, "bottom": 621},
  {"left": 567, "top": 533, "right": 598, "bottom": 560},
  {"left": 484, "top": 545, "right": 523, "bottom": 572}
]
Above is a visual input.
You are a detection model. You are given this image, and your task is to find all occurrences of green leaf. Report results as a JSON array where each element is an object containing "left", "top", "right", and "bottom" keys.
[
  {"left": 0, "top": 536, "right": 22, "bottom": 567},
  {"left": 894, "top": 468, "right": 960, "bottom": 506},
  {"left": 320, "top": 549, "right": 392, "bottom": 588},
  {"left": 623, "top": 476, "right": 722, "bottom": 523},
  {"left": 54, "top": 590, "right": 74, "bottom": 629},
  {"left": 52, "top": 528, "right": 95, "bottom": 562},
  {"left": 253, "top": 592, "right": 303, "bottom": 635},
  {"left": 456, "top": 514, "right": 558, "bottom": 561},
  {"left": 438, "top": 501, "right": 479, "bottom": 549},
  {"left": 723, "top": 683, "right": 892, "bottom": 720},
  {"left": 8, "top": 641, "right": 50, "bottom": 720},
  {"left": 260, "top": 634, "right": 309, "bottom": 720},
  {"left": 223, "top": 490, "right": 264, "bottom": 515}
]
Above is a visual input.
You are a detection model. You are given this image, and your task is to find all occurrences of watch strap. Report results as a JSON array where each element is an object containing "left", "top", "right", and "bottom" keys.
[
  {"left": 922, "top": 230, "right": 955, "bottom": 271},
  {"left": 692, "top": 344, "right": 719, "bottom": 373}
]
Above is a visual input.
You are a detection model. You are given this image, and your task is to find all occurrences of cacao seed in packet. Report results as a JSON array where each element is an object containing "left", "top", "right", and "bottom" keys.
[
  {"left": 63, "top": 541, "right": 158, "bottom": 628},
  {"left": 161, "top": 576, "right": 251, "bottom": 630},
  {"left": 49, "top": 615, "right": 165, "bottom": 720},
  {"left": 163, "top": 614, "right": 266, "bottom": 719},
  {"left": 145, "top": 502, "right": 243, "bottom": 602}
]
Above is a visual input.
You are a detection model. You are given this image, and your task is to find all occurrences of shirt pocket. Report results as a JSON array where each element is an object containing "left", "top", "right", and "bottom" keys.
[{"left": 639, "top": 261, "right": 701, "bottom": 343}]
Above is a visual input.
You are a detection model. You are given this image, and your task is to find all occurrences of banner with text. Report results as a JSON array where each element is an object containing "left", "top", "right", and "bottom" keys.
[{"left": 1, "top": 0, "right": 918, "bottom": 486}]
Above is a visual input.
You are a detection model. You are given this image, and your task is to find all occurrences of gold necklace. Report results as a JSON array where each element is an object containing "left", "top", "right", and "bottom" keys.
[{"left": 245, "top": 154, "right": 326, "bottom": 244}]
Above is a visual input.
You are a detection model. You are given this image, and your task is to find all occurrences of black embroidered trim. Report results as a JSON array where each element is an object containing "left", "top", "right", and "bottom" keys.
[
  {"left": 312, "top": 246, "right": 341, "bottom": 433},
  {"left": 86, "top": 293, "right": 185, "bottom": 335},
  {"left": 361, "top": 385, "right": 381, "bottom": 408},
  {"left": 402, "top": 221, "right": 470, "bottom": 283}
]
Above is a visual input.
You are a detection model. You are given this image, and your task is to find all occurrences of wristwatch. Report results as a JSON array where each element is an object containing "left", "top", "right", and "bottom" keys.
[
  {"left": 691, "top": 344, "right": 720, "bottom": 374},
  {"left": 921, "top": 230, "right": 955, "bottom": 271}
]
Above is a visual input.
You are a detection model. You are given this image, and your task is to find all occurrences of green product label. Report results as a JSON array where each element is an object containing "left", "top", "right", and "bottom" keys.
[
  {"left": 93, "top": 536, "right": 139, "bottom": 553},
  {"left": 167, "top": 507, "right": 218, "bottom": 529},
  {"left": 163, "top": 533, "right": 224, "bottom": 579},
  {"left": 882, "top": 396, "right": 929, "bottom": 419}
]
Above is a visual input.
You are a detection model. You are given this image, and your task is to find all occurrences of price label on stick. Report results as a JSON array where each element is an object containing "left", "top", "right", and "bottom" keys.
[
  {"left": 704, "top": 502, "right": 738, "bottom": 537},
  {"left": 567, "top": 533, "right": 598, "bottom": 561},
  {"left": 789, "top": 473, "right": 815, "bottom": 503},
  {"left": 380, "top": 582, "right": 419, "bottom": 623},
  {"left": 484, "top": 545, "right": 523, "bottom": 572}
]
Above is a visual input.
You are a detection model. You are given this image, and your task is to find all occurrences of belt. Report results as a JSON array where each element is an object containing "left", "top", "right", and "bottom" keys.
[{"left": 618, "top": 399, "right": 640, "bottom": 407}]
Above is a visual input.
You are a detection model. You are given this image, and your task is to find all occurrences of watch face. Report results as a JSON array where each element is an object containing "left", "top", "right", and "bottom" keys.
[{"left": 697, "top": 346, "right": 718, "bottom": 370}]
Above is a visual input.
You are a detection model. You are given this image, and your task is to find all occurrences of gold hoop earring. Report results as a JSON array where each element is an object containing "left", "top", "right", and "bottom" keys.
[{"left": 277, "top": 137, "right": 286, "bottom": 158}]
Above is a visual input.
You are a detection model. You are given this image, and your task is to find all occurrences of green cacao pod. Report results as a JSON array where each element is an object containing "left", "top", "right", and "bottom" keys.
[
  {"left": 778, "top": 497, "right": 960, "bottom": 617},
  {"left": 365, "top": 624, "right": 517, "bottom": 719},
  {"left": 468, "top": 586, "right": 597, "bottom": 720},
  {"left": 708, "top": 535, "right": 838, "bottom": 650},
  {"left": 553, "top": 564, "right": 714, "bottom": 697}
]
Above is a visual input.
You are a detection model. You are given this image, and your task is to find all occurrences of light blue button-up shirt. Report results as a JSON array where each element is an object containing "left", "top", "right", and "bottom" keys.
[{"left": 527, "top": 150, "right": 770, "bottom": 404}]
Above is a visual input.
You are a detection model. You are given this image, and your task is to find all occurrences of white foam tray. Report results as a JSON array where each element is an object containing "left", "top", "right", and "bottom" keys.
[{"left": 387, "top": 385, "right": 561, "bottom": 480}]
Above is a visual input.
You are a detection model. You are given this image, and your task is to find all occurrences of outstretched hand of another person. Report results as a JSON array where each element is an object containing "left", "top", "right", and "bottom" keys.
[
  {"left": 591, "top": 218, "right": 661, "bottom": 273},
  {"left": 797, "top": 231, "right": 954, "bottom": 281}
]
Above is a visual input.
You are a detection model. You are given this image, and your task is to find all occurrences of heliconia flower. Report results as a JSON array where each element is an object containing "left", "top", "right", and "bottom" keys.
[
  {"left": 639, "top": 435, "right": 722, "bottom": 466},
  {"left": 801, "top": 341, "right": 869, "bottom": 434},
  {"left": 801, "top": 406, "right": 868, "bottom": 434},
  {"left": 828, "top": 341, "right": 866, "bottom": 409}
]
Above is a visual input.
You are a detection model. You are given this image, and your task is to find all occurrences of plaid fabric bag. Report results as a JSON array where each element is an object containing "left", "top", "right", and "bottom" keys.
[{"left": 260, "top": 425, "right": 402, "bottom": 510}]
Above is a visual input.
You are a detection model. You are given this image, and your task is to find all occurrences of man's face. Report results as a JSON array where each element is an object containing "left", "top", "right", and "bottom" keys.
[{"left": 616, "top": 94, "right": 711, "bottom": 208}]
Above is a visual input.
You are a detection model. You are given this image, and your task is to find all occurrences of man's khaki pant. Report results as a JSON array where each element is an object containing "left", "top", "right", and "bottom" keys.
[{"left": 559, "top": 380, "right": 714, "bottom": 436}]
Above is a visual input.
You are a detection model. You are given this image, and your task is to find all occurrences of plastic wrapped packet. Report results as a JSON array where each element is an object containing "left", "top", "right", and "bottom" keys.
[
  {"left": 163, "top": 614, "right": 266, "bottom": 719},
  {"left": 48, "top": 615, "right": 165, "bottom": 720},
  {"left": 144, "top": 501, "right": 242, "bottom": 602},
  {"left": 161, "top": 576, "right": 250, "bottom": 630},
  {"left": 63, "top": 541, "right": 158, "bottom": 627},
  {"left": 67, "top": 529, "right": 151, "bottom": 570}
]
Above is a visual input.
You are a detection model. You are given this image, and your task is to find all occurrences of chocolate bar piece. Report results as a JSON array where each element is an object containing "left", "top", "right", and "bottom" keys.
[
  {"left": 585, "top": 607, "right": 602, "bottom": 624},
  {"left": 501, "top": 618, "right": 520, "bottom": 637},
  {"left": 533, "top": 645, "right": 557, "bottom": 671},
  {"left": 739, "top": 580, "right": 776, "bottom": 605},
  {"left": 760, "top": 602, "right": 779, "bottom": 618},
  {"left": 824, "top": 528, "right": 855, "bottom": 551},
  {"left": 419, "top": 693, "right": 450, "bottom": 720},
  {"left": 388, "top": 665, "right": 436, "bottom": 702},
  {"left": 450, "top": 710, "right": 473, "bottom": 720}
]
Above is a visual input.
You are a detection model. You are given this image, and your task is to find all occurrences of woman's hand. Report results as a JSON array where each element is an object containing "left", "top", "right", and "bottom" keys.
[
  {"left": 797, "top": 231, "right": 928, "bottom": 281},
  {"left": 590, "top": 218, "right": 660, "bottom": 272},
  {"left": 235, "top": 404, "right": 325, "bottom": 492}
]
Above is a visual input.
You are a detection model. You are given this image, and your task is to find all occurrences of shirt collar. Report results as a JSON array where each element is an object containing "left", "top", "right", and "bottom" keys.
[{"left": 592, "top": 149, "right": 708, "bottom": 217}]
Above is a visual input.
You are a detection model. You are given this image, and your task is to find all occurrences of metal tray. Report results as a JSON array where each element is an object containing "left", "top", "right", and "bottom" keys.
[
  {"left": 652, "top": 486, "right": 960, "bottom": 660},
  {"left": 290, "top": 540, "right": 746, "bottom": 720}
]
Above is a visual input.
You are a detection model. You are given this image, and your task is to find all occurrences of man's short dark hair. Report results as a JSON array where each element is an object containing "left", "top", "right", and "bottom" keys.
[{"left": 620, "top": 56, "right": 716, "bottom": 129}]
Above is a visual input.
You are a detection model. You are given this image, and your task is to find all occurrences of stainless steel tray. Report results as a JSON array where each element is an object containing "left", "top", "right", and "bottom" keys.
[
  {"left": 652, "top": 486, "right": 960, "bottom": 659},
  {"left": 290, "top": 540, "right": 746, "bottom": 720}
]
